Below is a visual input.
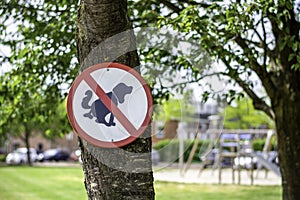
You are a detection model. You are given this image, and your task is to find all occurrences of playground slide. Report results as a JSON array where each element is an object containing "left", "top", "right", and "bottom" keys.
[{"left": 251, "top": 152, "right": 281, "bottom": 177}]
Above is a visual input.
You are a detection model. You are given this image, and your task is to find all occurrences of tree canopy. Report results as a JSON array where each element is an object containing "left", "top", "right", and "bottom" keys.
[
  {"left": 1, "top": 1, "right": 299, "bottom": 126},
  {"left": 129, "top": 0, "right": 300, "bottom": 118},
  {"left": 223, "top": 96, "right": 274, "bottom": 129},
  {"left": 0, "top": 1, "right": 77, "bottom": 140}
]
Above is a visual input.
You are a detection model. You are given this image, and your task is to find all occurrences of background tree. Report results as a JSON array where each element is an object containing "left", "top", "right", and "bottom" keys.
[
  {"left": 0, "top": 70, "right": 71, "bottom": 165},
  {"left": 224, "top": 96, "right": 274, "bottom": 129},
  {"left": 155, "top": 91, "right": 196, "bottom": 122},
  {"left": 0, "top": 1, "right": 76, "bottom": 165},
  {"left": 130, "top": 0, "right": 300, "bottom": 199}
]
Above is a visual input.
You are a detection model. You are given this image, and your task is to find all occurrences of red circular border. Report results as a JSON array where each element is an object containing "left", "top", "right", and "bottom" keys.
[{"left": 67, "top": 62, "right": 153, "bottom": 148}]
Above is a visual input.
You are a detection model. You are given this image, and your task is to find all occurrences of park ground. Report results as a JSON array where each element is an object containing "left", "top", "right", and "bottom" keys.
[
  {"left": 153, "top": 162, "right": 281, "bottom": 186},
  {"left": 0, "top": 163, "right": 281, "bottom": 200}
]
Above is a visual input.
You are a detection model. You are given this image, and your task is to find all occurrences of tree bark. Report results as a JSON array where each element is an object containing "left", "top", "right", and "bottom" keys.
[
  {"left": 272, "top": 73, "right": 300, "bottom": 200},
  {"left": 24, "top": 126, "right": 32, "bottom": 166},
  {"left": 76, "top": 0, "right": 155, "bottom": 199}
]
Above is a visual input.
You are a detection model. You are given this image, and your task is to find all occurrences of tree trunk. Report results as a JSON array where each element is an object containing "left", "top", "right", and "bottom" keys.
[
  {"left": 272, "top": 75, "right": 300, "bottom": 200},
  {"left": 24, "top": 127, "right": 32, "bottom": 166},
  {"left": 76, "top": 0, "right": 155, "bottom": 199}
]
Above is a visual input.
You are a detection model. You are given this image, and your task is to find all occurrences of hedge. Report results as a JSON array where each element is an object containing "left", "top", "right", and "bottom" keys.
[
  {"left": 0, "top": 154, "right": 6, "bottom": 162},
  {"left": 153, "top": 139, "right": 212, "bottom": 163},
  {"left": 252, "top": 138, "right": 277, "bottom": 151},
  {"left": 153, "top": 138, "right": 277, "bottom": 163}
]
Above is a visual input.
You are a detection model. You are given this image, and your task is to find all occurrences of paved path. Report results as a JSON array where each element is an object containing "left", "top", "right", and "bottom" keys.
[{"left": 153, "top": 165, "right": 281, "bottom": 185}]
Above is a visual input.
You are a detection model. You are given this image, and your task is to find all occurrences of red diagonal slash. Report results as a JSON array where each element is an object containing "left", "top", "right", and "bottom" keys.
[{"left": 84, "top": 73, "right": 139, "bottom": 136}]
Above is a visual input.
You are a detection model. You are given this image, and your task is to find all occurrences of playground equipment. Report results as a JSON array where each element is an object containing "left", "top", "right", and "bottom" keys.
[
  {"left": 182, "top": 129, "right": 280, "bottom": 185},
  {"left": 254, "top": 130, "right": 281, "bottom": 177},
  {"left": 182, "top": 115, "right": 223, "bottom": 175},
  {"left": 217, "top": 130, "right": 252, "bottom": 184}
]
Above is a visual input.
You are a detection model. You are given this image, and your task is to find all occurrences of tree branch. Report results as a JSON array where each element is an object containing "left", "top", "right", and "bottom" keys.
[
  {"left": 222, "top": 58, "right": 275, "bottom": 119},
  {"left": 234, "top": 34, "right": 277, "bottom": 99},
  {"left": 166, "top": 71, "right": 227, "bottom": 89},
  {"left": 177, "top": 0, "right": 212, "bottom": 7},
  {"left": 158, "top": 0, "right": 217, "bottom": 14},
  {"left": 157, "top": 0, "right": 182, "bottom": 14},
  {"left": 2, "top": 2, "right": 72, "bottom": 14},
  {"left": 250, "top": 17, "right": 277, "bottom": 67},
  {"left": 266, "top": 1, "right": 300, "bottom": 69},
  {"left": 260, "top": 16, "right": 268, "bottom": 68}
]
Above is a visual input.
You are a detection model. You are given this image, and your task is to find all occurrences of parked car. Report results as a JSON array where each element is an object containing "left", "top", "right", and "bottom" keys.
[
  {"left": 6, "top": 148, "right": 39, "bottom": 164},
  {"left": 152, "top": 149, "right": 160, "bottom": 165},
  {"left": 43, "top": 149, "right": 70, "bottom": 161}
]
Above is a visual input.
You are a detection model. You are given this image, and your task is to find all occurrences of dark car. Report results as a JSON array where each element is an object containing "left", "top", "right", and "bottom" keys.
[{"left": 43, "top": 149, "right": 69, "bottom": 161}]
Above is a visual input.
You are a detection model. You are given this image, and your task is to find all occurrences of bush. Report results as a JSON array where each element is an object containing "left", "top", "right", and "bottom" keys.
[
  {"left": 153, "top": 139, "right": 212, "bottom": 163},
  {"left": 252, "top": 138, "right": 277, "bottom": 151},
  {"left": 0, "top": 154, "right": 6, "bottom": 162}
]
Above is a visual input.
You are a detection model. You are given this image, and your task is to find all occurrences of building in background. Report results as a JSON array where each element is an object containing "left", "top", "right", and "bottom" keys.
[
  {"left": 152, "top": 102, "right": 221, "bottom": 144},
  {"left": 3, "top": 132, "right": 78, "bottom": 154}
]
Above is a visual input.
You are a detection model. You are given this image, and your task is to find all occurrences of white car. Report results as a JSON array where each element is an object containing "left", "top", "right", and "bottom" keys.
[{"left": 6, "top": 148, "right": 39, "bottom": 164}]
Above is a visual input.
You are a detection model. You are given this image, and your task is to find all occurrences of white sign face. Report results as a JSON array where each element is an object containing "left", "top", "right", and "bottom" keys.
[{"left": 67, "top": 63, "right": 152, "bottom": 148}]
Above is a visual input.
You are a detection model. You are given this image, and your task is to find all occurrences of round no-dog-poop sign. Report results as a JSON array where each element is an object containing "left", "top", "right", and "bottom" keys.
[{"left": 67, "top": 62, "right": 152, "bottom": 148}]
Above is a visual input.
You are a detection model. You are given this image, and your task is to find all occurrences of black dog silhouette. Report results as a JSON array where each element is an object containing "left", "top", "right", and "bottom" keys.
[{"left": 81, "top": 83, "right": 133, "bottom": 127}]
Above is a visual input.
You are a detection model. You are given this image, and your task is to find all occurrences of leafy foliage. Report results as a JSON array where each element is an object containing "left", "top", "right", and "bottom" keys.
[
  {"left": 130, "top": 0, "right": 300, "bottom": 120},
  {"left": 153, "top": 90, "right": 197, "bottom": 122},
  {"left": 0, "top": 1, "right": 77, "bottom": 141},
  {"left": 252, "top": 138, "right": 277, "bottom": 151},
  {"left": 136, "top": 26, "right": 212, "bottom": 104},
  {"left": 223, "top": 96, "right": 274, "bottom": 129},
  {"left": 153, "top": 139, "right": 211, "bottom": 162}
]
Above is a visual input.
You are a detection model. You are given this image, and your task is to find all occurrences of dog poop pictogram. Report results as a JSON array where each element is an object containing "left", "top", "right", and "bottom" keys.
[{"left": 81, "top": 83, "right": 133, "bottom": 127}]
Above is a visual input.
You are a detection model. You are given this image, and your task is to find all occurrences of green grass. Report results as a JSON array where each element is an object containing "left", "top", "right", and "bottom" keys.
[
  {"left": 0, "top": 166, "right": 86, "bottom": 200},
  {"left": 0, "top": 166, "right": 281, "bottom": 200},
  {"left": 155, "top": 182, "right": 281, "bottom": 200}
]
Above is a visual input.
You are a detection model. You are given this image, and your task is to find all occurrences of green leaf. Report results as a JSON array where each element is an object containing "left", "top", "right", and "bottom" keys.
[
  {"left": 292, "top": 42, "right": 298, "bottom": 52},
  {"left": 288, "top": 53, "right": 295, "bottom": 62},
  {"left": 291, "top": 63, "right": 300, "bottom": 70}
]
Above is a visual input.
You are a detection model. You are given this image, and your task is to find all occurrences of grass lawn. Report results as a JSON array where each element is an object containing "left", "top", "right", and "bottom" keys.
[
  {"left": 155, "top": 182, "right": 281, "bottom": 200},
  {"left": 0, "top": 166, "right": 86, "bottom": 200},
  {"left": 0, "top": 166, "right": 281, "bottom": 200}
]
